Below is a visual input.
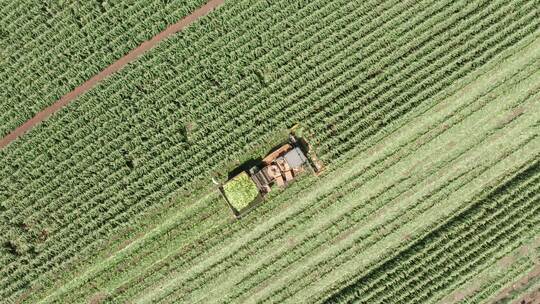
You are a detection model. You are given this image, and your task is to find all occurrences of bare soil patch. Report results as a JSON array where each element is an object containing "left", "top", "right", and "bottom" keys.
[
  {"left": 88, "top": 292, "right": 109, "bottom": 304},
  {"left": 491, "top": 264, "right": 540, "bottom": 303}
]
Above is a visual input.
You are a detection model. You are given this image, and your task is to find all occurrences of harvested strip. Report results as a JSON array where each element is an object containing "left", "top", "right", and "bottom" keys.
[
  {"left": 1, "top": 0, "right": 539, "bottom": 302},
  {"left": 438, "top": 235, "right": 540, "bottom": 304},
  {"left": 129, "top": 34, "right": 540, "bottom": 303},
  {"left": 238, "top": 86, "right": 540, "bottom": 304},
  {"left": 489, "top": 262, "right": 540, "bottom": 303}
]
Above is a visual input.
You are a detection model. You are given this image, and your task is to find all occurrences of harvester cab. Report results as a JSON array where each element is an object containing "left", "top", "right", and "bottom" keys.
[
  {"left": 250, "top": 138, "right": 308, "bottom": 193},
  {"left": 219, "top": 133, "right": 320, "bottom": 218}
]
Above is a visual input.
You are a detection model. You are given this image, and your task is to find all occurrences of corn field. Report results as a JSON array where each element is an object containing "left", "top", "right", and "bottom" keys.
[
  {"left": 0, "top": 0, "right": 539, "bottom": 303},
  {"left": 0, "top": 0, "right": 206, "bottom": 138}
]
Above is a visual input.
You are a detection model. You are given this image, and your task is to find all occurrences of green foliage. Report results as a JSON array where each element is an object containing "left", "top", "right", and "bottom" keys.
[
  {"left": 326, "top": 163, "right": 540, "bottom": 304},
  {"left": 0, "top": 0, "right": 207, "bottom": 137},
  {"left": 223, "top": 172, "right": 259, "bottom": 211},
  {"left": 0, "top": 0, "right": 539, "bottom": 302}
]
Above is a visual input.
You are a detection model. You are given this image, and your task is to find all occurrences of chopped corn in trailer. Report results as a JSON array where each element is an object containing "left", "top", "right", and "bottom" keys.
[{"left": 219, "top": 134, "right": 319, "bottom": 217}]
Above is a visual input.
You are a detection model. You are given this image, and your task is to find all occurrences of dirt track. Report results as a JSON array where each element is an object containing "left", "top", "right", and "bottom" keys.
[{"left": 0, "top": 0, "right": 225, "bottom": 150}]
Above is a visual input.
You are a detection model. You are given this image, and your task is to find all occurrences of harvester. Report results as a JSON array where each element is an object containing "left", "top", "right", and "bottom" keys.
[{"left": 218, "top": 133, "right": 321, "bottom": 218}]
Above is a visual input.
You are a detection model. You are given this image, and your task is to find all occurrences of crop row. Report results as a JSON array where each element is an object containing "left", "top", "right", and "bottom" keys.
[
  {"left": 34, "top": 44, "right": 540, "bottom": 302},
  {"left": 126, "top": 0, "right": 456, "bottom": 294},
  {"left": 296, "top": 75, "right": 540, "bottom": 302},
  {"left": 162, "top": 111, "right": 539, "bottom": 303},
  {"left": 326, "top": 163, "right": 540, "bottom": 304},
  {"left": 0, "top": 0, "right": 209, "bottom": 137},
  {"left": 0, "top": 0, "right": 303, "bottom": 152},
  {"left": 1, "top": 0, "right": 536, "bottom": 214},
  {"left": 249, "top": 104, "right": 540, "bottom": 304},
  {"left": 194, "top": 72, "right": 539, "bottom": 303},
  {"left": 314, "top": 2, "right": 539, "bottom": 161},
  {"left": 41, "top": 43, "right": 540, "bottom": 304},
  {"left": 104, "top": 129, "right": 405, "bottom": 302},
  {"left": 290, "top": 153, "right": 538, "bottom": 304},
  {"left": 2, "top": 0, "right": 539, "bottom": 301},
  {"left": 0, "top": 0, "right": 412, "bottom": 296},
  {"left": 392, "top": 196, "right": 540, "bottom": 304},
  {"left": 125, "top": 50, "right": 540, "bottom": 303},
  {"left": 101, "top": 177, "right": 332, "bottom": 303},
  {"left": 460, "top": 242, "right": 539, "bottom": 304}
]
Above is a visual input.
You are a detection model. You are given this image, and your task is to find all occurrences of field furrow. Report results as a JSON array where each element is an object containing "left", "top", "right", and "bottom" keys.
[
  {"left": 124, "top": 33, "right": 535, "bottom": 304},
  {"left": 0, "top": 0, "right": 210, "bottom": 137},
  {"left": 1, "top": 0, "right": 538, "bottom": 302}
]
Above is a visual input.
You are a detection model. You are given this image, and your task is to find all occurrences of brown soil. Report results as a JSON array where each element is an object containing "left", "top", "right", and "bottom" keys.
[
  {"left": 489, "top": 237, "right": 540, "bottom": 304},
  {"left": 490, "top": 264, "right": 540, "bottom": 304},
  {"left": 0, "top": 0, "right": 225, "bottom": 150},
  {"left": 88, "top": 292, "right": 108, "bottom": 304},
  {"left": 516, "top": 289, "right": 540, "bottom": 304}
]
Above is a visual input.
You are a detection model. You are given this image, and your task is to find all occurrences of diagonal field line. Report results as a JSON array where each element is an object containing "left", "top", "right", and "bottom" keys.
[
  {"left": 35, "top": 191, "right": 220, "bottom": 304},
  {"left": 0, "top": 0, "right": 225, "bottom": 150}
]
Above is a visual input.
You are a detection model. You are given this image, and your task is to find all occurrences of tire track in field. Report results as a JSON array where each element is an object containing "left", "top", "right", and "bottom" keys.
[
  {"left": 134, "top": 32, "right": 540, "bottom": 304},
  {"left": 243, "top": 91, "right": 540, "bottom": 304},
  {"left": 200, "top": 71, "right": 540, "bottom": 304},
  {"left": 132, "top": 28, "right": 540, "bottom": 302},
  {"left": 488, "top": 248, "right": 540, "bottom": 304},
  {"left": 0, "top": 0, "right": 224, "bottom": 150},
  {"left": 307, "top": 140, "right": 540, "bottom": 303},
  {"left": 299, "top": 142, "right": 540, "bottom": 304},
  {"left": 230, "top": 39, "right": 540, "bottom": 302}
]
